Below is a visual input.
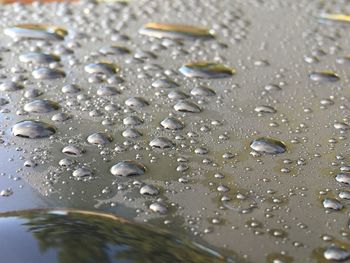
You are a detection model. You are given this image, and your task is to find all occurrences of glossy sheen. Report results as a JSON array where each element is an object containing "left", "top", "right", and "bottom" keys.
[
  {"left": 139, "top": 22, "right": 214, "bottom": 40},
  {"left": 12, "top": 120, "right": 56, "bottom": 139},
  {"left": 110, "top": 160, "right": 146, "bottom": 177},
  {"left": 179, "top": 62, "right": 235, "bottom": 78},
  {"left": 250, "top": 137, "right": 287, "bottom": 154},
  {"left": 4, "top": 24, "right": 67, "bottom": 40},
  {"left": 0, "top": 209, "right": 228, "bottom": 263}
]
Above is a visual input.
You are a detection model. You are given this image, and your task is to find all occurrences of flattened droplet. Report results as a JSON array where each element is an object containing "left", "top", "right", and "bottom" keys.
[
  {"left": 72, "top": 167, "right": 92, "bottom": 178},
  {"left": 168, "top": 90, "right": 189, "bottom": 100},
  {"left": 4, "top": 24, "right": 67, "bottom": 40},
  {"left": 309, "top": 71, "right": 339, "bottom": 82},
  {"left": 254, "top": 105, "right": 276, "bottom": 113},
  {"left": 110, "top": 160, "right": 146, "bottom": 177},
  {"left": 24, "top": 88, "right": 42, "bottom": 98},
  {"left": 24, "top": 99, "right": 59, "bottom": 113},
  {"left": 140, "top": 185, "right": 159, "bottom": 196},
  {"left": 323, "top": 198, "right": 343, "bottom": 210},
  {"left": 62, "top": 145, "right": 84, "bottom": 157},
  {"left": 99, "top": 46, "right": 131, "bottom": 55},
  {"left": 84, "top": 62, "right": 119, "bottom": 75},
  {"left": 19, "top": 52, "right": 60, "bottom": 65},
  {"left": 152, "top": 78, "right": 179, "bottom": 89},
  {"left": 334, "top": 122, "right": 349, "bottom": 131},
  {"left": 62, "top": 84, "right": 80, "bottom": 94},
  {"left": 149, "top": 137, "right": 175, "bottom": 149},
  {"left": 191, "top": 86, "right": 216, "bottom": 96},
  {"left": 123, "top": 116, "right": 143, "bottom": 126},
  {"left": 174, "top": 100, "right": 201, "bottom": 113},
  {"left": 179, "top": 62, "right": 235, "bottom": 79},
  {"left": 335, "top": 173, "right": 350, "bottom": 184},
  {"left": 87, "top": 132, "right": 112, "bottom": 145},
  {"left": 122, "top": 128, "right": 142, "bottom": 138},
  {"left": 161, "top": 117, "right": 184, "bottom": 130},
  {"left": 97, "top": 86, "right": 119, "bottom": 96},
  {"left": 324, "top": 246, "right": 350, "bottom": 261},
  {"left": 32, "top": 68, "right": 66, "bottom": 79},
  {"left": 139, "top": 22, "right": 214, "bottom": 40},
  {"left": 51, "top": 112, "right": 70, "bottom": 122},
  {"left": 149, "top": 202, "right": 168, "bottom": 214},
  {"left": 0, "top": 81, "right": 24, "bottom": 91},
  {"left": 250, "top": 137, "right": 286, "bottom": 154},
  {"left": 125, "top": 97, "right": 149, "bottom": 108},
  {"left": 12, "top": 120, "right": 56, "bottom": 139}
]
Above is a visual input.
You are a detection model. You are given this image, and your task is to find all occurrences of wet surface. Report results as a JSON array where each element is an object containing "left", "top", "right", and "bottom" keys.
[{"left": 1, "top": 0, "right": 350, "bottom": 262}]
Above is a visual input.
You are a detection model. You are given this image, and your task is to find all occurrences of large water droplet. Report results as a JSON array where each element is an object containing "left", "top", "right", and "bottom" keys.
[
  {"left": 24, "top": 99, "right": 59, "bottom": 113},
  {"left": 250, "top": 137, "right": 286, "bottom": 154},
  {"left": 4, "top": 24, "right": 67, "bottom": 40},
  {"left": 139, "top": 22, "right": 214, "bottom": 40},
  {"left": 12, "top": 120, "right": 56, "bottom": 139},
  {"left": 174, "top": 100, "right": 201, "bottom": 113},
  {"left": 84, "top": 62, "right": 119, "bottom": 75},
  {"left": 149, "top": 137, "right": 175, "bottom": 149},
  {"left": 110, "top": 160, "right": 146, "bottom": 177},
  {"left": 179, "top": 62, "right": 235, "bottom": 78},
  {"left": 32, "top": 68, "right": 66, "bottom": 79},
  {"left": 19, "top": 52, "right": 60, "bottom": 65},
  {"left": 324, "top": 246, "right": 350, "bottom": 261},
  {"left": 309, "top": 71, "right": 339, "bottom": 82}
]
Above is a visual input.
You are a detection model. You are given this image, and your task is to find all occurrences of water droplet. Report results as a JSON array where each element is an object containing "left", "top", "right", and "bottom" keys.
[
  {"left": 84, "top": 62, "right": 119, "bottom": 75},
  {"left": 62, "top": 145, "right": 84, "bottom": 157},
  {"left": 149, "top": 202, "right": 168, "bottom": 214},
  {"left": 110, "top": 160, "right": 146, "bottom": 177},
  {"left": 139, "top": 22, "right": 214, "bottom": 40},
  {"left": 254, "top": 105, "right": 276, "bottom": 114},
  {"left": 0, "top": 81, "right": 24, "bottom": 91},
  {"left": 24, "top": 99, "right": 59, "bottom": 113},
  {"left": 123, "top": 116, "right": 143, "bottom": 126},
  {"left": 335, "top": 173, "right": 350, "bottom": 185},
  {"left": 324, "top": 246, "right": 350, "bottom": 261},
  {"left": 12, "top": 120, "right": 56, "bottom": 139},
  {"left": 334, "top": 122, "right": 349, "bottom": 131},
  {"left": 0, "top": 188, "right": 13, "bottom": 197},
  {"left": 149, "top": 137, "right": 175, "bottom": 149},
  {"left": 140, "top": 184, "right": 159, "bottom": 196},
  {"left": 161, "top": 117, "right": 184, "bottom": 130},
  {"left": 179, "top": 62, "right": 235, "bottom": 78},
  {"left": 97, "top": 86, "right": 119, "bottom": 96},
  {"left": 19, "top": 52, "right": 60, "bottom": 65},
  {"left": 99, "top": 46, "right": 131, "bottom": 55},
  {"left": 250, "top": 137, "right": 286, "bottom": 154},
  {"left": 4, "top": 24, "right": 67, "bottom": 40},
  {"left": 32, "top": 68, "right": 66, "bottom": 79},
  {"left": 125, "top": 97, "right": 149, "bottom": 108},
  {"left": 309, "top": 71, "right": 339, "bottom": 82},
  {"left": 87, "top": 132, "right": 113, "bottom": 145},
  {"left": 168, "top": 90, "right": 189, "bottom": 100},
  {"left": 122, "top": 128, "right": 142, "bottom": 138},
  {"left": 72, "top": 167, "right": 92, "bottom": 178},
  {"left": 323, "top": 198, "right": 343, "bottom": 210},
  {"left": 174, "top": 100, "right": 201, "bottom": 113},
  {"left": 62, "top": 84, "right": 80, "bottom": 94},
  {"left": 191, "top": 86, "right": 216, "bottom": 96},
  {"left": 152, "top": 78, "right": 179, "bottom": 89}
]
